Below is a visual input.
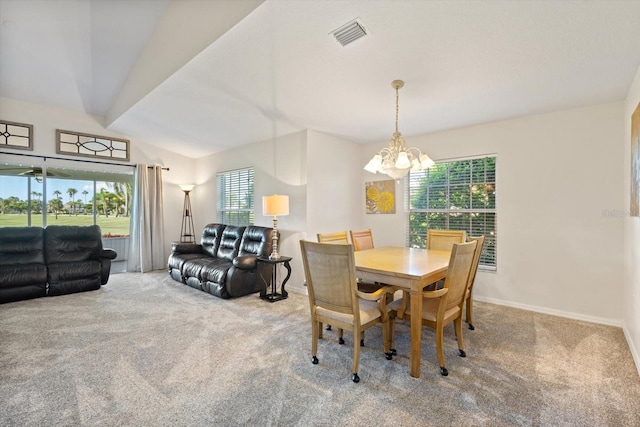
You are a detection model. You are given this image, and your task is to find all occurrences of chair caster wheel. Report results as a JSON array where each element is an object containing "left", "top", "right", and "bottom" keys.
[
  {"left": 326, "top": 325, "right": 332, "bottom": 331},
  {"left": 360, "top": 339, "right": 365, "bottom": 347},
  {"left": 385, "top": 352, "right": 393, "bottom": 360},
  {"left": 339, "top": 337, "right": 345, "bottom": 345},
  {"left": 458, "top": 349, "right": 466, "bottom": 358},
  {"left": 468, "top": 323, "right": 475, "bottom": 330},
  {"left": 390, "top": 348, "right": 397, "bottom": 356},
  {"left": 311, "top": 356, "right": 318, "bottom": 364},
  {"left": 351, "top": 373, "right": 360, "bottom": 383},
  {"left": 440, "top": 367, "right": 448, "bottom": 376}
]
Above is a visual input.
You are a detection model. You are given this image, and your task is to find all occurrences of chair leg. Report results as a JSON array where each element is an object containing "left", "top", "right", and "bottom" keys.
[
  {"left": 435, "top": 321, "right": 447, "bottom": 376},
  {"left": 388, "top": 316, "right": 397, "bottom": 356},
  {"left": 338, "top": 328, "right": 345, "bottom": 345},
  {"left": 311, "top": 320, "right": 319, "bottom": 364},
  {"left": 383, "top": 318, "right": 393, "bottom": 360},
  {"left": 466, "top": 295, "right": 475, "bottom": 330},
  {"left": 318, "top": 322, "right": 323, "bottom": 339},
  {"left": 352, "top": 327, "right": 361, "bottom": 383},
  {"left": 455, "top": 317, "right": 466, "bottom": 358},
  {"left": 360, "top": 331, "right": 365, "bottom": 347}
]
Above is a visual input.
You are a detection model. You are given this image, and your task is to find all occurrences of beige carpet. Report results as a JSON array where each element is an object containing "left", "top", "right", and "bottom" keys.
[{"left": 1, "top": 271, "right": 639, "bottom": 426}]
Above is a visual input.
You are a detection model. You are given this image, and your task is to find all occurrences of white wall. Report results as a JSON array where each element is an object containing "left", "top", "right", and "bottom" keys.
[
  {"left": 306, "top": 130, "right": 362, "bottom": 239},
  {"left": 0, "top": 97, "right": 196, "bottom": 262},
  {"left": 624, "top": 66, "right": 640, "bottom": 374},
  {"left": 361, "top": 102, "right": 625, "bottom": 325}
]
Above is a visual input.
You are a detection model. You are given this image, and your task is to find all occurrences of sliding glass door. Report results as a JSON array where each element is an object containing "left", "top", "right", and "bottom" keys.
[{"left": 0, "top": 164, "right": 133, "bottom": 269}]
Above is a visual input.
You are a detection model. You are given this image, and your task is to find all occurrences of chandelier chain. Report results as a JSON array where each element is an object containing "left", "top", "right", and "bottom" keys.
[{"left": 395, "top": 85, "right": 400, "bottom": 134}]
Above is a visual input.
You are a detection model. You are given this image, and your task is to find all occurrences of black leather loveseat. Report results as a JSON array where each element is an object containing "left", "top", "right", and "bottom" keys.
[
  {"left": 0, "top": 225, "right": 118, "bottom": 304},
  {"left": 168, "top": 224, "right": 274, "bottom": 299}
]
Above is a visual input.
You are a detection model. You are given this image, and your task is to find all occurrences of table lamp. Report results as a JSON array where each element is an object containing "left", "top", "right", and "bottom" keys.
[{"left": 262, "top": 194, "right": 289, "bottom": 260}]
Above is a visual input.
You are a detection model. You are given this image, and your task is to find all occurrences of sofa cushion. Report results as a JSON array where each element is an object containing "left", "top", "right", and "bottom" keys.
[
  {"left": 217, "top": 226, "right": 245, "bottom": 261},
  {"left": 0, "top": 227, "right": 45, "bottom": 266},
  {"left": 198, "top": 258, "right": 234, "bottom": 284},
  {"left": 168, "top": 252, "right": 207, "bottom": 271},
  {"left": 0, "top": 264, "right": 48, "bottom": 288},
  {"left": 201, "top": 224, "right": 226, "bottom": 257},
  {"left": 44, "top": 225, "right": 103, "bottom": 263},
  {"left": 239, "top": 226, "right": 273, "bottom": 257}
]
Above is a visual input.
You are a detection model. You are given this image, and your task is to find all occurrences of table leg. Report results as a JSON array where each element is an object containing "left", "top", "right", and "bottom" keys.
[
  {"left": 410, "top": 288, "right": 422, "bottom": 378},
  {"left": 281, "top": 260, "right": 291, "bottom": 298}
]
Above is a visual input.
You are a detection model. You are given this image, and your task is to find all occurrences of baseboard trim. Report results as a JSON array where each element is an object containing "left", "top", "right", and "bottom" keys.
[
  {"left": 623, "top": 325, "right": 640, "bottom": 377},
  {"left": 474, "top": 296, "right": 622, "bottom": 327}
]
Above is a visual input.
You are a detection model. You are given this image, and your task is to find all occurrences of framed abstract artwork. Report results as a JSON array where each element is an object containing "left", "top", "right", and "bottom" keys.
[
  {"left": 632, "top": 103, "right": 640, "bottom": 217},
  {"left": 366, "top": 179, "right": 395, "bottom": 214}
]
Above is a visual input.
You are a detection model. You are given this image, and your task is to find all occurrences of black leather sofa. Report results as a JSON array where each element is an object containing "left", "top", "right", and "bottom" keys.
[
  {"left": 168, "top": 224, "right": 274, "bottom": 299},
  {"left": 0, "top": 225, "right": 118, "bottom": 304}
]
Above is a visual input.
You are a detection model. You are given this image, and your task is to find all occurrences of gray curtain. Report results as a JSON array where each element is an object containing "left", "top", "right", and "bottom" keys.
[{"left": 127, "top": 164, "right": 165, "bottom": 272}]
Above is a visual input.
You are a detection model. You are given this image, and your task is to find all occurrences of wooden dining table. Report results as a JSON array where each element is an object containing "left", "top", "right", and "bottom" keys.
[{"left": 353, "top": 246, "right": 451, "bottom": 378}]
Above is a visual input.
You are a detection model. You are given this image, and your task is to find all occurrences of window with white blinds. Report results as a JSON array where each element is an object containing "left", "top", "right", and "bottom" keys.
[
  {"left": 406, "top": 156, "right": 497, "bottom": 268},
  {"left": 216, "top": 167, "right": 254, "bottom": 226}
]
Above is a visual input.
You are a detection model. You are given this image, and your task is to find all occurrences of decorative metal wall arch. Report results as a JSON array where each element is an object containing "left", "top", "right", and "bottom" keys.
[{"left": 56, "top": 129, "right": 130, "bottom": 162}]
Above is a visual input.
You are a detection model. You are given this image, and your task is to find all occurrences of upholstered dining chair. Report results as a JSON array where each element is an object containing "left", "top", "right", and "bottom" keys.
[
  {"left": 465, "top": 235, "right": 486, "bottom": 330},
  {"left": 316, "top": 231, "right": 350, "bottom": 336},
  {"left": 388, "top": 240, "right": 477, "bottom": 376},
  {"left": 300, "top": 240, "right": 393, "bottom": 383}
]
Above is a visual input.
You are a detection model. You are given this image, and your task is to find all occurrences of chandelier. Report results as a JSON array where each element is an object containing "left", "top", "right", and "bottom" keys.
[{"left": 364, "top": 80, "right": 435, "bottom": 179}]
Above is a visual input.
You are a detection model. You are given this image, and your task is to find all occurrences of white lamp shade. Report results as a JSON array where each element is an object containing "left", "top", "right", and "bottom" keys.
[
  {"left": 179, "top": 184, "right": 195, "bottom": 192},
  {"left": 263, "top": 194, "right": 289, "bottom": 216},
  {"left": 395, "top": 151, "right": 411, "bottom": 169},
  {"left": 419, "top": 153, "right": 435, "bottom": 168}
]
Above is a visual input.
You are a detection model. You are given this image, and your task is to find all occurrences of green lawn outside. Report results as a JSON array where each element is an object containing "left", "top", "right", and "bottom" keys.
[{"left": 0, "top": 214, "right": 130, "bottom": 236}]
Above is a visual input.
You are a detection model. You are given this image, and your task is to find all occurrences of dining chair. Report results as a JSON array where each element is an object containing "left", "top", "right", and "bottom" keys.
[
  {"left": 349, "top": 229, "right": 374, "bottom": 251},
  {"left": 426, "top": 229, "right": 467, "bottom": 251},
  {"left": 349, "top": 229, "right": 383, "bottom": 292},
  {"left": 349, "top": 228, "right": 390, "bottom": 347},
  {"left": 317, "top": 231, "right": 349, "bottom": 244},
  {"left": 316, "top": 231, "right": 350, "bottom": 336},
  {"left": 465, "top": 235, "right": 486, "bottom": 330},
  {"left": 300, "top": 240, "right": 393, "bottom": 383},
  {"left": 388, "top": 240, "right": 477, "bottom": 376},
  {"left": 425, "top": 229, "right": 467, "bottom": 291}
]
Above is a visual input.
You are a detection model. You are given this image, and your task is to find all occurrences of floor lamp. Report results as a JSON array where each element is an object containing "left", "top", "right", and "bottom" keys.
[
  {"left": 179, "top": 184, "right": 195, "bottom": 243},
  {"left": 262, "top": 194, "right": 289, "bottom": 260}
]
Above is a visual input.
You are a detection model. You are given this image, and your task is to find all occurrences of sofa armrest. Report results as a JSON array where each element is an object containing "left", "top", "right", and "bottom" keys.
[
  {"left": 233, "top": 255, "right": 258, "bottom": 270},
  {"left": 101, "top": 248, "right": 118, "bottom": 260},
  {"left": 171, "top": 242, "right": 203, "bottom": 254}
]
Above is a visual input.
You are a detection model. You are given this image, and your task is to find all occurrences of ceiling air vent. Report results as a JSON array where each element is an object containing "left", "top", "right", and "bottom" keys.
[{"left": 331, "top": 19, "right": 368, "bottom": 46}]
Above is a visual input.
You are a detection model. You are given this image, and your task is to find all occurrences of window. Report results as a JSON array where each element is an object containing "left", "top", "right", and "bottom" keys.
[
  {"left": 216, "top": 167, "right": 254, "bottom": 226},
  {"left": 0, "top": 164, "right": 133, "bottom": 260},
  {"left": 406, "top": 156, "right": 496, "bottom": 268}
]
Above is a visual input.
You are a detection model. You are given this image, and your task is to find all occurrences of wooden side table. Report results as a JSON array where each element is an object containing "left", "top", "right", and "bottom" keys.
[{"left": 257, "top": 256, "right": 292, "bottom": 302}]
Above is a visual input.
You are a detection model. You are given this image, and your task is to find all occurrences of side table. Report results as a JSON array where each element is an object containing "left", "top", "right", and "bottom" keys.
[{"left": 258, "top": 256, "right": 292, "bottom": 302}]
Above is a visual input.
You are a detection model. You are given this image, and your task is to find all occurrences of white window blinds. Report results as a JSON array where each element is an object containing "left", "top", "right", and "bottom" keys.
[
  {"left": 406, "top": 156, "right": 497, "bottom": 268},
  {"left": 216, "top": 167, "right": 254, "bottom": 226}
]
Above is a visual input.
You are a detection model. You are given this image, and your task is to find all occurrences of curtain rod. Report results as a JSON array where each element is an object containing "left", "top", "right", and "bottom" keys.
[{"left": 0, "top": 150, "right": 169, "bottom": 171}]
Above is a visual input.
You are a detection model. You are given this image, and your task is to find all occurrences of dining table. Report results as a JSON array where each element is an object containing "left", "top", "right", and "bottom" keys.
[{"left": 353, "top": 246, "right": 451, "bottom": 378}]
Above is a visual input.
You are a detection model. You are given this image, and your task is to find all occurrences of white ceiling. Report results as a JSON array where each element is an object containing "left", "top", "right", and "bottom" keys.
[{"left": 3, "top": 0, "right": 640, "bottom": 159}]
